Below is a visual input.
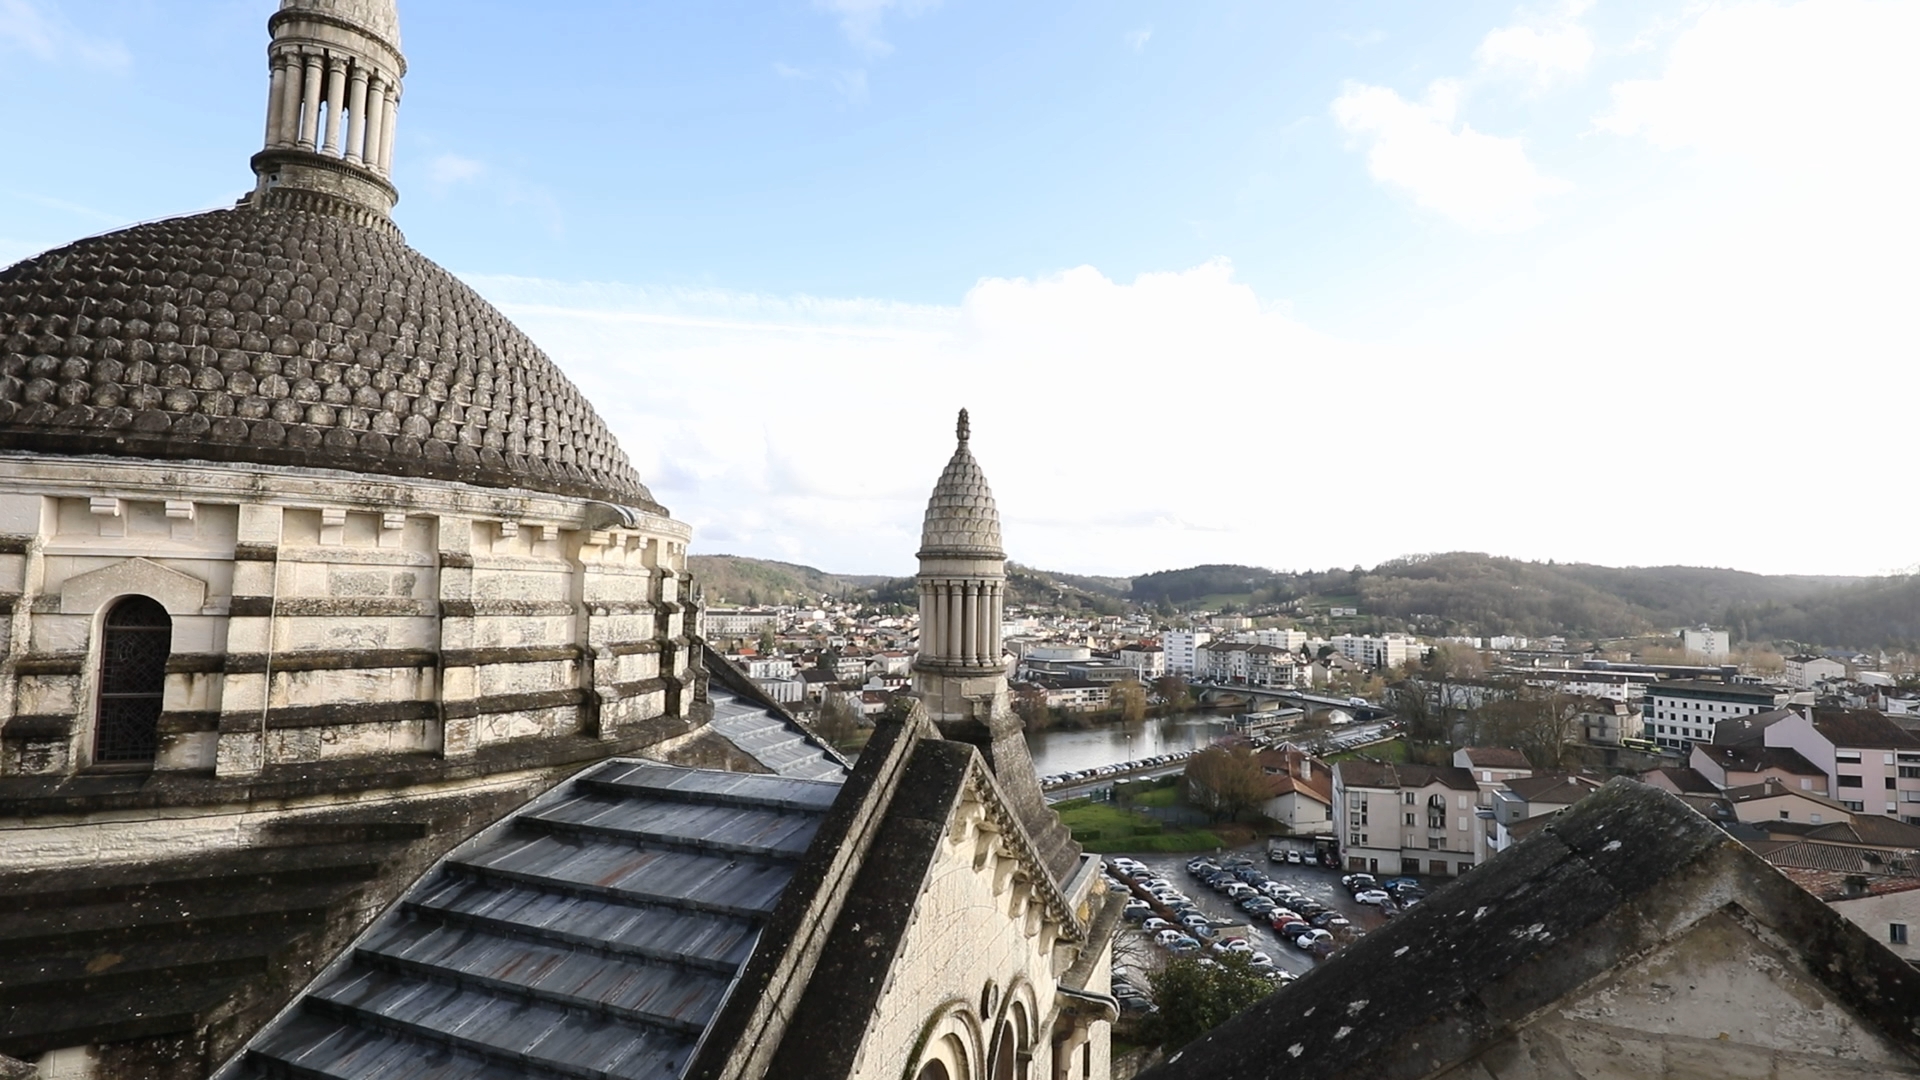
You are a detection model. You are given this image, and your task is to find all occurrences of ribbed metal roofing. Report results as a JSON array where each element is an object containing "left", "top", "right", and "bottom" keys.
[
  {"left": 216, "top": 760, "right": 843, "bottom": 1080},
  {"left": 705, "top": 685, "right": 849, "bottom": 783},
  {"left": 918, "top": 408, "right": 1004, "bottom": 559}
]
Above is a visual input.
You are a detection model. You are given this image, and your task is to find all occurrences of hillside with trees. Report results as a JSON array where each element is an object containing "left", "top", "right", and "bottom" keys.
[
  {"left": 691, "top": 552, "right": 1917, "bottom": 650},
  {"left": 686, "top": 555, "right": 888, "bottom": 606}
]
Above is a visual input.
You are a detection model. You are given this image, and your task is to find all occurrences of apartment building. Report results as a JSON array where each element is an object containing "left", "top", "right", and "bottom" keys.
[
  {"left": 1761, "top": 708, "right": 1920, "bottom": 823},
  {"left": 1161, "top": 629, "right": 1213, "bottom": 677},
  {"left": 1333, "top": 761, "right": 1482, "bottom": 877},
  {"left": 1645, "top": 680, "right": 1791, "bottom": 750},
  {"left": 1331, "top": 632, "right": 1422, "bottom": 669},
  {"left": 1117, "top": 643, "right": 1165, "bottom": 682}
]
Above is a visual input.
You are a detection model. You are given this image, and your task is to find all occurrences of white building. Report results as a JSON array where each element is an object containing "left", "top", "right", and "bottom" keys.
[
  {"left": 1645, "top": 680, "right": 1791, "bottom": 751},
  {"left": 1116, "top": 643, "right": 1165, "bottom": 681},
  {"left": 1682, "top": 626, "right": 1731, "bottom": 661},
  {"left": 1331, "top": 633, "right": 1422, "bottom": 669},
  {"left": 1161, "top": 629, "right": 1212, "bottom": 677},
  {"left": 1785, "top": 654, "right": 1847, "bottom": 689},
  {"left": 702, "top": 607, "right": 780, "bottom": 638}
]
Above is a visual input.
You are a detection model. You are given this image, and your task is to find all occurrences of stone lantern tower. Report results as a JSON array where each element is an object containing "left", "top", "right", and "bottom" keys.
[
  {"left": 913, "top": 409, "right": 1080, "bottom": 883},
  {"left": 250, "top": 0, "right": 406, "bottom": 219}
]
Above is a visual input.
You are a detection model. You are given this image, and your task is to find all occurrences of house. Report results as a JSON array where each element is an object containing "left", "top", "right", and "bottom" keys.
[
  {"left": 1690, "top": 742, "right": 1829, "bottom": 794},
  {"left": 1760, "top": 707, "right": 1920, "bottom": 821},
  {"left": 1785, "top": 653, "right": 1848, "bottom": 689},
  {"left": 1720, "top": 777, "right": 1852, "bottom": 826},
  {"left": 1143, "top": 779, "right": 1920, "bottom": 1080},
  {"left": 1332, "top": 761, "right": 1483, "bottom": 877},
  {"left": 1489, "top": 774, "right": 1604, "bottom": 853},
  {"left": 1579, "top": 698, "right": 1646, "bottom": 745},
  {"left": 1639, "top": 765, "right": 1720, "bottom": 796},
  {"left": 1453, "top": 746, "right": 1534, "bottom": 807},
  {"left": 1254, "top": 748, "right": 1334, "bottom": 833}
]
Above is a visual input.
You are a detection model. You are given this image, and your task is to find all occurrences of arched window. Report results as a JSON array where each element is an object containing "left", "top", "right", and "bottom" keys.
[
  {"left": 94, "top": 595, "right": 171, "bottom": 764},
  {"left": 916, "top": 1063, "right": 951, "bottom": 1080}
]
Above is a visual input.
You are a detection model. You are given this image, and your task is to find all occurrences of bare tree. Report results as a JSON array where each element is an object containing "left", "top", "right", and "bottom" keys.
[
  {"left": 1185, "top": 745, "right": 1270, "bottom": 823},
  {"left": 1112, "top": 678, "right": 1148, "bottom": 724}
]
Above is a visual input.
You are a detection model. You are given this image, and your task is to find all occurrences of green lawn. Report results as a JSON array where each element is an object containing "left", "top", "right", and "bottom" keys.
[
  {"left": 1130, "top": 785, "right": 1180, "bottom": 809},
  {"left": 1055, "top": 799, "right": 1223, "bottom": 853},
  {"left": 1326, "top": 735, "right": 1409, "bottom": 763}
]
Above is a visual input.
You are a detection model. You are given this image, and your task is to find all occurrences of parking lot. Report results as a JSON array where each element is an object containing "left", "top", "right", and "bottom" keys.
[{"left": 1106, "top": 843, "right": 1399, "bottom": 995}]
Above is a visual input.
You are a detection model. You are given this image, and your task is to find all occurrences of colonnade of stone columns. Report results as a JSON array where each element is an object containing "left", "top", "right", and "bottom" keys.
[
  {"left": 263, "top": 50, "right": 398, "bottom": 175},
  {"left": 918, "top": 579, "right": 1004, "bottom": 668}
]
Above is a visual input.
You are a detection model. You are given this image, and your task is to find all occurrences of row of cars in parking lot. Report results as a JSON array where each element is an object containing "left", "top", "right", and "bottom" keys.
[
  {"left": 1337, "top": 871, "right": 1429, "bottom": 914},
  {"left": 1040, "top": 749, "right": 1199, "bottom": 790},
  {"left": 1187, "top": 856, "right": 1351, "bottom": 956},
  {"left": 1104, "top": 856, "right": 1297, "bottom": 1011}
]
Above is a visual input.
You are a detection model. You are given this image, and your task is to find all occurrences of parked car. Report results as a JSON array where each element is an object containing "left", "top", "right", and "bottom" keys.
[
  {"left": 1291, "top": 928, "right": 1334, "bottom": 951},
  {"left": 1342, "top": 873, "right": 1379, "bottom": 893},
  {"left": 1122, "top": 900, "right": 1152, "bottom": 920},
  {"left": 1272, "top": 918, "right": 1309, "bottom": 938},
  {"left": 1247, "top": 952, "right": 1275, "bottom": 969},
  {"left": 1143, "top": 917, "right": 1174, "bottom": 933},
  {"left": 1167, "top": 936, "right": 1201, "bottom": 954},
  {"left": 1353, "top": 889, "right": 1392, "bottom": 905},
  {"left": 1382, "top": 877, "right": 1420, "bottom": 892}
]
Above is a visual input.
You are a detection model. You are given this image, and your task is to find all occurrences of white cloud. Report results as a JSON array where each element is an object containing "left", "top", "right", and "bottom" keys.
[
  {"left": 1125, "top": 27, "right": 1152, "bottom": 53},
  {"left": 427, "top": 153, "right": 485, "bottom": 189},
  {"left": 0, "top": 0, "right": 129, "bottom": 69},
  {"left": 1332, "top": 79, "right": 1569, "bottom": 231},
  {"left": 1598, "top": 0, "right": 1918, "bottom": 173},
  {"left": 464, "top": 262, "right": 1412, "bottom": 575},
  {"left": 813, "top": 0, "right": 940, "bottom": 58},
  {"left": 1475, "top": 0, "right": 1594, "bottom": 86}
]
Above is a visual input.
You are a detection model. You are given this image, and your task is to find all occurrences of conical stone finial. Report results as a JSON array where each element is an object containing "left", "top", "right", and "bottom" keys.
[{"left": 957, "top": 408, "right": 970, "bottom": 445}]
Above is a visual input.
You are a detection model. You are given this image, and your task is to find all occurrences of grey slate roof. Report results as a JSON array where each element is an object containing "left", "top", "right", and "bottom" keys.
[
  {"left": 1143, "top": 778, "right": 1920, "bottom": 1080},
  {"left": 705, "top": 685, "right": 848, "bottom": 783},
  {"left": 217, "top": 760, "right": 843, "bottom": 1080}
]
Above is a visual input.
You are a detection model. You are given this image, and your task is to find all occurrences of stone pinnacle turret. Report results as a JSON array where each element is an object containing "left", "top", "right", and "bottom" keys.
[
  {"left": 250, "top": 0, "right": 406, "bottom": 219},
  {"left": 912, "top": 409, "right": 1080, "bottom": 885}
]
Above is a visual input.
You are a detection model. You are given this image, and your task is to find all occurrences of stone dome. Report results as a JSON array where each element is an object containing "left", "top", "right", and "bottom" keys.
[
  {"left": 0, "top": 205, "right": 663, "bottom": 512},
  {"left": 918, "top": 409, "right": 1004, "bottom": 559}
]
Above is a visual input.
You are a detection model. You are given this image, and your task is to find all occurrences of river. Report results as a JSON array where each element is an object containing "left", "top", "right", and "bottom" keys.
[{"left": 1023, "top": 712, "right": 1238, "bottom": 776}]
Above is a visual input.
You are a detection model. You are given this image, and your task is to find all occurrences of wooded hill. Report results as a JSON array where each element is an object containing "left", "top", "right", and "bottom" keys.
[
  {"left": 1131, "top": 554, "right": 1914, "bottom": 649},
  {"left": 686, "top": 555, "right": 888, "bottom": 606},
  {"left": 690, "top": 552, "right": 1917, "bottom": 650}
]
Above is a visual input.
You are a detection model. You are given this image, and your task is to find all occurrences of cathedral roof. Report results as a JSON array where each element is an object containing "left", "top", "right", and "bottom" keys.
[
  {"left": 0, "top": 206, "right": 663, "bottom": 512},
  {"left": 918, "top": 408, "right": 1005, "bottom": 559},
  {"left": 215, "top": 761, "right": 845, "bottom": 1080}
]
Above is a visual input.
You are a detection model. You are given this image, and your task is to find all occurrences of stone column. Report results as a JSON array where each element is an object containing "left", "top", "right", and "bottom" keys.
[
  {"left": 918, "top": 582, "right": 935, "bottom": 657},
  {"left": 362, "top": 73, "right": 387, "bottom": 173},
  {"left": 264, "top": 54, "right": 288, "bottom": 147},
  {"left": 961, "top": 582, "right": 977, "bottom": 667},
  {"left": 345, "top": 63, "right": 370, "bottom": 164},
  {"left": 946, "top": 582, "right": 962, "bottom": 665},
  {"left": 275, "top": 54, "right": 303, "bottom": 148},
  {"left": 322, "top": 56, "right": 348, "bottom": 155},
  {"left": 299, "top": 52, "right": 325, "bottom": 151},
  {"left": 377, "top": 88, "right": 399, "bottom": 171}
]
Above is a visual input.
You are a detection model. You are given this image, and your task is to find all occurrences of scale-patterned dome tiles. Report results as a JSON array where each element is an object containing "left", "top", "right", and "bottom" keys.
[
  {"left": 919, "top": 444, "right": 1004, "bottom": 558},
  {"left": 0, "top": 206, "right": 661, "bottom": 512}
]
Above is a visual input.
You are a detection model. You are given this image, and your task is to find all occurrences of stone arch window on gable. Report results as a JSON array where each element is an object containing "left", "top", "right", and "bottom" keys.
[{"left": 94, "top": 595, "right": 171, "bottom": 765}]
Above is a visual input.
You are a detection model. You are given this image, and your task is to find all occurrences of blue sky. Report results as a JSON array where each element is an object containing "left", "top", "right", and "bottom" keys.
[{"left": 3, "top": 0, "right": 1915, "bottom": 578}]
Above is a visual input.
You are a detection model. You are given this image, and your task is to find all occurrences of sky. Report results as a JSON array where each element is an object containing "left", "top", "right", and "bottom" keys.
[{"left": 1, "top": 0, "right": 1914, "bottom": 580}]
